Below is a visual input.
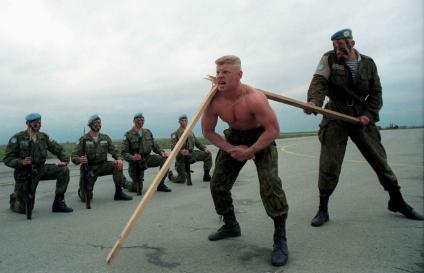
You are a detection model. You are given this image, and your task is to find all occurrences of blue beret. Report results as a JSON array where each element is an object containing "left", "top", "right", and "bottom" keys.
[
  {"left": 133, "top": 112, "right": 143, "bottom": 119},
  {"left": 87, "top": 114, "right": 101, "bottom": 126},
  {"left": 331, "top": 28, "right": 353, "bottom": 41},
  {"left": 25, "top": 113, "right": 41, "bottom": 121},
  {"left": 178, "top": 114, "right": 188, "bottom": 120}
]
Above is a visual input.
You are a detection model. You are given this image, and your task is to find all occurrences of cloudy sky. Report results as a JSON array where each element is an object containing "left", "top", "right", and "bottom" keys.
[{"left": 0, "top": 0, "right": 422, "bottom": 144}]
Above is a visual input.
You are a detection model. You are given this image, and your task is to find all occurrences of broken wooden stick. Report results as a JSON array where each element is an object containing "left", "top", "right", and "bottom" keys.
[{"left": 105, "top": 77, "right": 218, "bottom": 264}]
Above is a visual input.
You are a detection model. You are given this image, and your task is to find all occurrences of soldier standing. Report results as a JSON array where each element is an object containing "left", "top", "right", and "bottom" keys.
[
  {"left": 121, "top": 113, "right": 172, "bottom": 193},
  {"left": 305, "top": 28, "right": 423, "bottom": 226},
  {"left": 202, "top": 55, "right": 289, "bottom": 266},
  {"left": 71, "top": 114, "right": 132, "bottom": 203},
  {"left": 4, "top": 113, "right": 73, "bottom": 215},
  {"left": 168, "top": 114, "right": 212, "bottom": 184}
]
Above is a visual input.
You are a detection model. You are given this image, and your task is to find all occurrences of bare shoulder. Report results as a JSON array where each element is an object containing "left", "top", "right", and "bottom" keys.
[
  {"left": 208, "top": 92, "right": 224, "bottom": 111},
  {"left": 244, "top": 84, "right": 267, "bottom": 103}
]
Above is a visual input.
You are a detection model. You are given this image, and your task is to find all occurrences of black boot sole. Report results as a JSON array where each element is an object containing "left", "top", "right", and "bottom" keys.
[
  {"left": 311, "top": 214, "right": 329, "bottom": 227},
  {"left": 114, "top": 196, "right": 133, "bottom": 201},
  {"left": 208, "top": 229, "right": 241, "bottom": 241}
]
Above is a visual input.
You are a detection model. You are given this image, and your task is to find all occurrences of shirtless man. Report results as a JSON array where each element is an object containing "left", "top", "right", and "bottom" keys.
[{"left": 201, "top": 55, "right": 289, "bottom": 267}]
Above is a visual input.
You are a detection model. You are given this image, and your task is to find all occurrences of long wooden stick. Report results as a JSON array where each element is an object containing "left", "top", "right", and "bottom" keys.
[
  {"left": 258, "top": 89, "right": 361, "bottom": 124},
  {"left": 205, "top": 75, "right": 360, "bottom": 124},
  {"left": 105, "top": 78, "right": 218, "bottom": 264}
]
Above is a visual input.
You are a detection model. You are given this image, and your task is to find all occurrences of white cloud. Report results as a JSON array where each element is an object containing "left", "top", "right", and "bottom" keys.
[{"left": 0, "top": 0, "right": 422, "bottom": 143}]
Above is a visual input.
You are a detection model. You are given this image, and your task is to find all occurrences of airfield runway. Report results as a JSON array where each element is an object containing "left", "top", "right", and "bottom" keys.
[{"left": 0, "top": 128, "right": 422, "bottom": 273}]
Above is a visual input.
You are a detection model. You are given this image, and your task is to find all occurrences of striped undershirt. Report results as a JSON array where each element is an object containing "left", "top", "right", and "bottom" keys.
[{"left": 345, "top": 60, "right": 359, "bottom": 81}]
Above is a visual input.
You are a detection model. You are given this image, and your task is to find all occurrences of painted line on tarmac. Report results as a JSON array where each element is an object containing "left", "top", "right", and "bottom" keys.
[{"left": 280, "top": 141, "right": 422, "bottom": 167}]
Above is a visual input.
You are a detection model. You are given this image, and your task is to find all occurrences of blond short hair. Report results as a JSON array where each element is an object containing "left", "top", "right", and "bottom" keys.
[{"left": 215, "top": 55, "right": 241, "bottom": 70}]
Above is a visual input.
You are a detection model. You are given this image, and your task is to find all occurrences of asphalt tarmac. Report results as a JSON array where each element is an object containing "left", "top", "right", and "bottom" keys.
[{"left": 0, "top": 128, "right": 422, "bottom": 273}]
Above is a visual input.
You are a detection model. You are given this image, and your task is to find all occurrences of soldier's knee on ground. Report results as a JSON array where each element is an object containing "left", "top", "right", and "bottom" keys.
[{"left": 10, "top": 194, "right": 25, "bottom": 214}]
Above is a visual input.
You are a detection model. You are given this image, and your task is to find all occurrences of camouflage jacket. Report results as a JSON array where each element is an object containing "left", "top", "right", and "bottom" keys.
[
  {"left": 71, "top": 132, "right": 120, "bottom": 165},
  {"left": 121, "top": 127, "right": 164, "bottom": 162},
  {"left": 307, "top": 50, "right": 383, "bottom": 122},
  {"left": 3, "top": 130, "right": 68, "bottom": 169},
  {"left": 171, "top": 127, "right": 206, "bottom": 152}
]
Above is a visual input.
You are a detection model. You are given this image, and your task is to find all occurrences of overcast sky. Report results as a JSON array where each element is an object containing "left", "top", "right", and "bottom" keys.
[{"left": 0, "top": 0, "right": 422, "bottom": 144}]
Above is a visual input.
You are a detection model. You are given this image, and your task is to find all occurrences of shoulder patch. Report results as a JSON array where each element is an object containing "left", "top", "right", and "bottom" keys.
[
  {"left": 10, "top": 137, "right": 17, "bottom": 144},
  {"left": 314, "top": 55, "right": 331, "bottom": 79}
]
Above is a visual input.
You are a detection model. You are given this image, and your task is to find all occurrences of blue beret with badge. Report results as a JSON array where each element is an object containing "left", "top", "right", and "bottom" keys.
[
  {"left": 178, "top": 114, "right": 188, "bottom": 120},
  {"left": 331, "top": 28, "right": 353, "bottom": 41},
  {"left": 25, "top": 113, "right": 41, "bottom": 122},
  {"left": 134, "top": 112, "right": 143, "bottom": 119},
  {"left": 87, "top": 114, "right": 101, "bottom": 126}
]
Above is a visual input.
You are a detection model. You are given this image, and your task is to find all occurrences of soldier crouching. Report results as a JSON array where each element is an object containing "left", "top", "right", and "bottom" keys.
[{"left": 4, "top": 113, "right": 73, "bottom": 216}]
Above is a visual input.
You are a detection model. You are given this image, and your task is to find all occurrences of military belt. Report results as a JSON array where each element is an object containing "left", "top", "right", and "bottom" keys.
[
  {"left": 330, "top": 98, "right": 362, "bottom": 107},
  {"left": 225, "top": 127, "right": 266, "bottom": 146}
]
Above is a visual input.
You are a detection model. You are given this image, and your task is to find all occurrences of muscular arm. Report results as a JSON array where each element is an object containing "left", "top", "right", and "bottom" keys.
[
  {"left": 246, "top": 91, "right": 280, "bottom": 155},
  {"left": 201, "top": 103, "right": 235, "bottom": 153}
]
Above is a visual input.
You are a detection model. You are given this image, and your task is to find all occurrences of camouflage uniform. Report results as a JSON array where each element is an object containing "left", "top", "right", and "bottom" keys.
[
  {"left": 307, "top": 50, "right": 399, "bottom": 197},
  {"left": 121, "top": 127, "right": 169, "bottom": 192},
  {"left": 210, "top": 127, "right": 288, "bottom": 219},
  {"left": 71, "top": 132, "right": 124, "bottom": 198},
  {"left": 170, "top": 127, "right": 212, "bottom": 183},
  {"left": 4, "top": 131, "right": 70, "bottom": 213}
]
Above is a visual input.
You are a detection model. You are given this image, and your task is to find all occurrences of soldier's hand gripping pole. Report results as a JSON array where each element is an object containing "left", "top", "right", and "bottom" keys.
[
  {"left": 26, "top": 140, "right": 34, "bottom": 220},
  {"left": 105, "top": 76, "right": 218, "bottom": 264}
]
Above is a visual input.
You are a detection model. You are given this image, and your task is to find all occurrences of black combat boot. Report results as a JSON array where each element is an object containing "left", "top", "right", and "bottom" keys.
[
  {"left": 52, "top": 194, "right": 73, "bottom": 213},
  {"left": 168, "top": 170, "right": 175, "bottom": 181},
  {"left": 271, "top": 216, "right": 288, "bottom": 266},
  {"left": 114, "top": 185, "right": 133, "bottom": 200},
  {"left": 203, "top": 171, "right": 211, "bottom": 182},
  {"left": 9, "top": 193, "right": 16, "bottom": 209},
  {"left": 9, "top": 193, "right": 25, "bottom": 214},
  {"left": 311, "top": 196, "right": 329, "bottom": 227},
  {"left": 208, "top": 212, "right": 241, "bottom": 241},
  {"left": 157, "top": 179, "right": 172, "bottom": 192},
  {"left": 388, "top": 188, "right": 424, "bottom": 220}
]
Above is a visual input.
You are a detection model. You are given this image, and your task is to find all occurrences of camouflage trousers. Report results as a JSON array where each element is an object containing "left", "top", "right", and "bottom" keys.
[
  {"left": 317, "top": 119, "right": 399, "bottom": 197},
  {"left": 79, "top": 161, "right": 124, "bottom": 196},
  {"left": 125, "top": 154, "right": 167, "bottom": 192},
  {"left": 171, "top": 150, "right": 212, "bottom": 183},
  {"left": 11, "top": 164, "right": 70, "bottom": 213},
  {"left": 210, "top": 127, "right": 288, "bottom": 219}
]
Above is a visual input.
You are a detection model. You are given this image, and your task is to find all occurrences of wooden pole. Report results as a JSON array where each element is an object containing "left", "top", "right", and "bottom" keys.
[
  {"left": 204, "top": 75, "right": 360, "bottom": 124},
  {"left": 105, "top": 78, "right": 218, "bottom": 264},
  {"left": 258, "top": 89, "right": 361, "bottom": 124}
]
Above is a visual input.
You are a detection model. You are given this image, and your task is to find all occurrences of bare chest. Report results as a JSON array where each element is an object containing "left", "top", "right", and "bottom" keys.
[{"left": 215, "top": 99, "right": 257, "bottom": 129}]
